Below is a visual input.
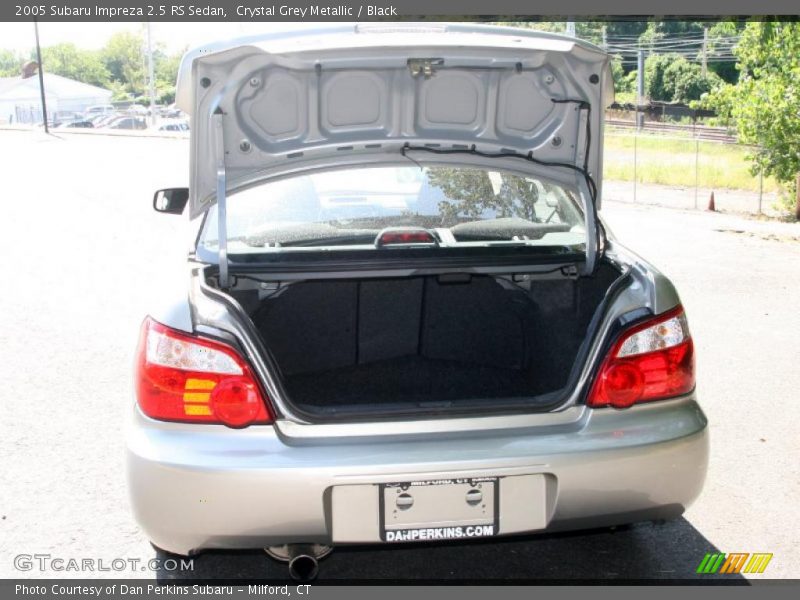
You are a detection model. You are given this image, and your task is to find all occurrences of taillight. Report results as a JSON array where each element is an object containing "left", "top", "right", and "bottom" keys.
[
  {"left": 376, "top": 228, "right": 436, "bottom": 246},
  {"left": 135, "top": 317, "right": 273, "bottom": 427},
  {"left": 587, "top": 306, "right": 695, "bottom": 409}
]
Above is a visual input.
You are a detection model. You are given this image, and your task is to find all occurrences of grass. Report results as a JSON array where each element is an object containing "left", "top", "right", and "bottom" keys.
[{"left": 603, "top": 133, "right": 780, "bottom": 193}]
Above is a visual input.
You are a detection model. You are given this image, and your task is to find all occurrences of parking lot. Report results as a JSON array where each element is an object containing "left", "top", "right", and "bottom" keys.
[{"left": 0, "top": 129, "right": 798, "bottom": 581}]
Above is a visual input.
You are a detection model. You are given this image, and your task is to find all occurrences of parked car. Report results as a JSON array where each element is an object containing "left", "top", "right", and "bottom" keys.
[
  {"left": 90, "top": 113, "right": 122, "bottom": 128},
  {"left": 38, "top": 111, "right": 82, "bottom": 128},
  {"left": 128, "top": 25, "right": 707, "bottom": 581},
  {"left": 126, "top": 104, "right": 149, "bottom": 116},
  {"left": 61, "top": 120, "right": 94, "bottom": 128},
  {"left": 108, "top": 116, "right": 147, "bottom": 130},
  {"left": 160, "top": 104, "right": 186, "bottom": 119},
  {"left": 153, "top": 118, "right": 189, "bottom": 132},
  {"left": 83, "top": 104, "right": 115, "bottom": 118}
]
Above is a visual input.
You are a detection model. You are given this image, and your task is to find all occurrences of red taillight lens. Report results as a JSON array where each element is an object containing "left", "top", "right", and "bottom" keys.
[
  {"left": 588, "top": 306, "right": 695, "bottom": 409},
  {"left": 209, "top": 379, "right": 261, "bottom": 427},
  {"left": 135, "top": 318, "right": 273, "bottom": 427}
]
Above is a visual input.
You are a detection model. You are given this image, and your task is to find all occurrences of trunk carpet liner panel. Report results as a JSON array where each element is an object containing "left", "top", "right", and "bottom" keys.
[
  {"left": 250, "top": 266, "right": 622, "bottom": 413},
  {"left": 284, "top": 355, "right": 536, "bottom": 407}
]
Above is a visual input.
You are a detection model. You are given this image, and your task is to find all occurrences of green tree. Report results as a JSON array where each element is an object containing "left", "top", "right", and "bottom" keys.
[
  {"left": 99, "top": 32, "right": 183, "bottom": 102},
  {"left": 644, "top": 53, "right": 720, "bottom": 103},
  {"left": 0, "top": 49, "right": 24, "bottom": 77},
  {"left": 107, "top": 80, "right": 131, "bottom": 102},
  {"left": 610, "top": 56, "right": 639, "bottom": 96},
  {"left": 708, "top": 21, "right": 800, "bottom": 217},
  {"left": 155, "top": 49, "right": 181, "bottom": 86},
  {"left": 706, "top": 20, "right": 745, "bottom": 83},
  {"left": 644, "top": 53, "right": 679, "bottom": 101},
  {"left": 662, "top": 58, "right": 721, "bottom": 103},
  {"left": 639, "top": 20, "right": 707, "bottom": 49},
  {"left": 0, "top": 32, "right": 184, "bottom": 104},
  {"left": 38, "top": 43, "right": 110, "bottom": 88},
  {"left": 102, "top": 31, "right": 145, "bottom": 96},
  {"left": 494, "top": 20, "right": 650, "bottom": 46},
  {"left": 154, "top": 47, "right": 184, "bottom": 104}
]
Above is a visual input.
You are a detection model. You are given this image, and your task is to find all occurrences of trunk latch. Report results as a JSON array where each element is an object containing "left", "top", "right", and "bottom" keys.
[
  {"left": 408, "top": 58, "right": 444, "bottom": 78},
  {"left": 561, "top": 265, "right": 579, "bottom": 279}
]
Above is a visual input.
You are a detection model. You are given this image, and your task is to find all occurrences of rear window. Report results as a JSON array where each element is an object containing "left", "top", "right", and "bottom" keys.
[{"left": 198, "top": 165, "right": 586, "bottom": 255}]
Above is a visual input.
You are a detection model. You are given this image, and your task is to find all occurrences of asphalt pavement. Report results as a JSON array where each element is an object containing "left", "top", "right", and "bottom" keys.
[{"left": 0, "top": 130, "right": 798, "bottom": 581}]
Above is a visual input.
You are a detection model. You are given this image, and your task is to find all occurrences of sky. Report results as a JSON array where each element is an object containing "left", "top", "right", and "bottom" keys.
[{"left": 0, "top": 21, "right": 315, "bottom": 54}]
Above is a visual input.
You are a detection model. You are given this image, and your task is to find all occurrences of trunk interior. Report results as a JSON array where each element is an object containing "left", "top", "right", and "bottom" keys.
[{"left": 230, "top": 262, "right": 622, "bottom": 418}]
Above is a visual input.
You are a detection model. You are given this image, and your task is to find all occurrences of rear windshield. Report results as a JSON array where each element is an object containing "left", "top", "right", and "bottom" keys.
[{"left": 198, "top": 165, "right": 586, "bottom": 255}]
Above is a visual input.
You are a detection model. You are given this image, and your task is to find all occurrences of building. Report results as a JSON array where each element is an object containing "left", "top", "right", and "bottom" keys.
[{"left": 0, "top": 71, "right": 112, "bottom": 125}]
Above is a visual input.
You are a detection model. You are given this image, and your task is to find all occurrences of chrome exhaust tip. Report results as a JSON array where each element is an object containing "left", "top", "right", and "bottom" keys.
[
  {"left": 265, "top": 544, "right": 331, "bottom": 582},
  {"left": 287, "top": 545, "right": 319, "bottom": 582}
]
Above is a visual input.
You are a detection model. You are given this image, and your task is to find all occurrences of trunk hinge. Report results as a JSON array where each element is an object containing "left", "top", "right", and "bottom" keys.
[
  {"left": 213, "top": 108, "right": 230, "bottom": 289},
  {"left": 579, "top": 178, "right": 598, "bottom": 276}
]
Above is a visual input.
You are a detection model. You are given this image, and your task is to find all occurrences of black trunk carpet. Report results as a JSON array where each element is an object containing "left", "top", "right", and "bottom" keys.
[{"left": 284, "top": 355, "right": 533, "bottom": 408}]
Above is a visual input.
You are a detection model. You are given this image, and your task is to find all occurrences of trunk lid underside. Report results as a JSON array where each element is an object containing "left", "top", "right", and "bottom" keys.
[{"left": 177, "top": 24, "right": 613, "bottom": 219}]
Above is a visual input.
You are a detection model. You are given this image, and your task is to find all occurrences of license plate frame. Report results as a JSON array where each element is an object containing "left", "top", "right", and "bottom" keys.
[{"left": 378, "top": 477, "right": 500, "bottom": 543}]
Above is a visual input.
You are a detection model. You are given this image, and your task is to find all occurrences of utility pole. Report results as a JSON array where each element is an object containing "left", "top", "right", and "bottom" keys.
[
  {"left": 565, "top": 21, "right": 576, "bottom": 37},
  {"left": 33, "top": 19, "right": 49, "bottom": 133},
  {"left": 701, "top": 27, "right": 708, "bottom": 77},
  {"left": 146, "top": 22, "right": 157, "bottom": 128},
  {"left": 602, "top": 25, "right": 607, "bottom": 50},
  {"left": 637, "top": 49, "right": 645, "bottom": 130}
]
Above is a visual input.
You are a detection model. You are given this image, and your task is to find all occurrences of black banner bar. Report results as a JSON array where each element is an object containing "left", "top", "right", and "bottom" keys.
[
  {"left": 5, "top": 580, "right": 800, "bottom": 598},
  {"left": 3, "top": 0, "right": 800, "bottom": 22}
]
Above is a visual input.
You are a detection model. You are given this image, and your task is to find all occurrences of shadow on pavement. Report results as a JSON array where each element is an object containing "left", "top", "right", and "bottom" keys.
[{"left": 155, "top": 518, "right": 746, "bottom": 583}]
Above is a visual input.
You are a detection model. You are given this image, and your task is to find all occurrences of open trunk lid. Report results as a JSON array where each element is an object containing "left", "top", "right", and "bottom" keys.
[{"left": 176, "top": 24, "right": 613, "bottom": 219}]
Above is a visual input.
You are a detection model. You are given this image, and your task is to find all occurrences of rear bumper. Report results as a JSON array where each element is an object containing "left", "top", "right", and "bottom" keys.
[{"left": 126, "top": 397, "right": 708, "bottom": 555}]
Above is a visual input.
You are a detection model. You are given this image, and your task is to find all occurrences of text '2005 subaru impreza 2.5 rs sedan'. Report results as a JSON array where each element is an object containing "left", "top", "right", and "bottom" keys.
[{"left": 127, "top": 23, "right": 708, "bottom": 581}]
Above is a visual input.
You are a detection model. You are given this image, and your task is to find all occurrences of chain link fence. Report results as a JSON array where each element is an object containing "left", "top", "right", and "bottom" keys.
[{"left": 602, "top": 111, "right": 778, "bottom": 216}]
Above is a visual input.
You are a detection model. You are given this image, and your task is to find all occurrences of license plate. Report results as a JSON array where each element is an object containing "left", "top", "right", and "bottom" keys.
[{"left": 379, "top": 477, "right": 498, "bottom": 543}]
